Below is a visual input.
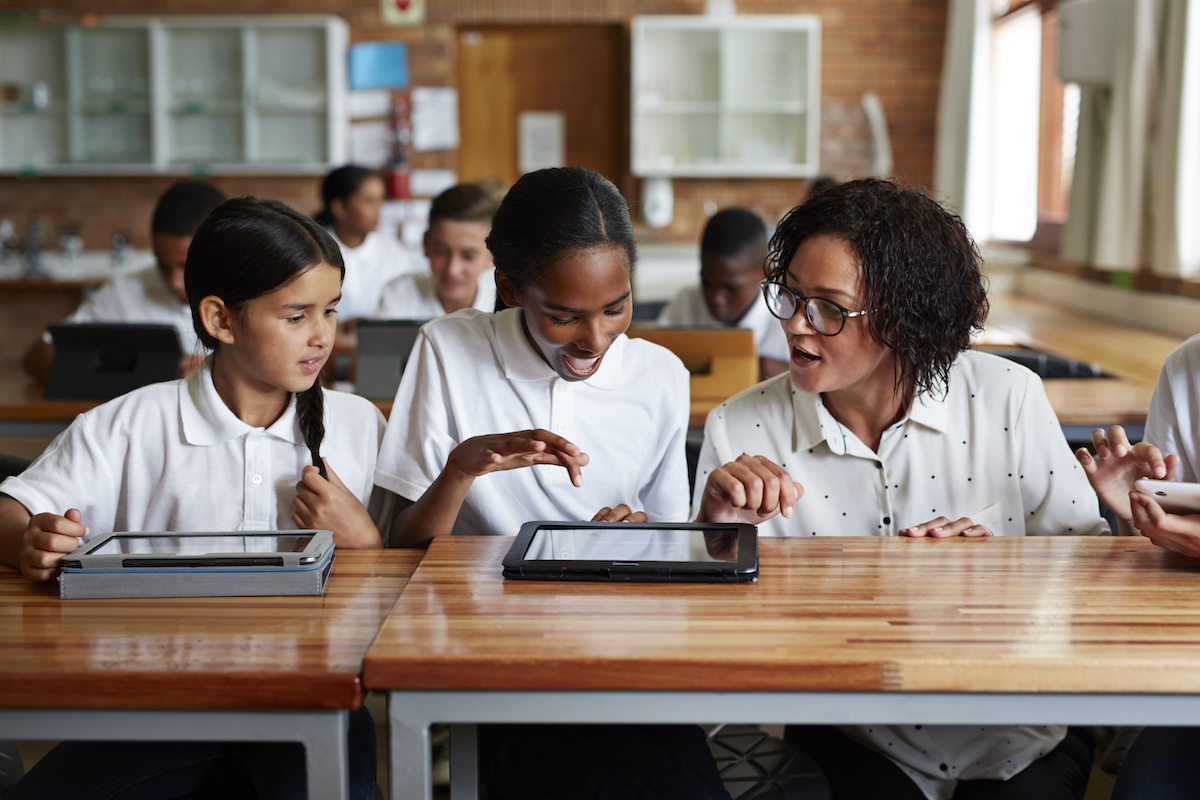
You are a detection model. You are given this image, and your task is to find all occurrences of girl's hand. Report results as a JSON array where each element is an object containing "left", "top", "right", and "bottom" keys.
[
  {"left": 1076, "top": 426, "right": 1177, "bottom": 520},
  {"left": 591, "top": 504, "right": 647, "bottom": 523},
  {"left": 1130, "top": 490, "right": 1200, "bottom": 558},
  {"left": 695, "top": 455, "right": 803, "bottom": 525},
  {"left": 447, "top": 430, "right": 590, "bottom": 487},
  {"left": 900, "top": 516, "right": 992, "bottom": 538},
  {"left": 293, "top": 458, "right": 382, "bottom": 549},
  {"left": 22, "top": 508, "right": 88, "bottom": 582}
]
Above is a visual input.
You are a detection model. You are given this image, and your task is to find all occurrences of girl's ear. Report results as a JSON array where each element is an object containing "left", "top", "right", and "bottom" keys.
[
  {"left": 198, "top": 295, "right": 237, "bottom": 346},
  {"left": 494, "top": 270, "right": 522, "bottom": 308},
  {"left": 329, "top": 197, "right": 347, "bottom": 225}
]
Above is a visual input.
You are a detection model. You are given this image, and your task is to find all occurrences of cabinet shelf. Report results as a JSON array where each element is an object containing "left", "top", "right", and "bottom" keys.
[
  {"left": 0, "top": 15, "right": 347, "bottom": 173},
  {"left": 631, "top": 15, "right": 820, "bottom": 178}
]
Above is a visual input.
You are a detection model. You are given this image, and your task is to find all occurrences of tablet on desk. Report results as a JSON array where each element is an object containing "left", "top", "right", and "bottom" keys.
[
  {"left": 502, "top": 521, "right": 758, "bottom": 582},
  {"left": 58, "top": 530, "right": 336, "bottom": 599},
  {"left": 45, "top": 322, "right": 183, "bottom": 400},
  {"left": 355, "top": 319, "right": 424, "bottom": 400}
]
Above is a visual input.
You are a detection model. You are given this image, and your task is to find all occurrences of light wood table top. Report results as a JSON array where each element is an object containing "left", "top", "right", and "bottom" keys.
[
  {"left": 364, "top": 535, "right": 1200, "bottom": 694},
  {"left": 0, "top": 376, "right": 94, "bottom": 422},
  {"left": 0, "top": 549, "right": 421, "bottom": 710},
  {"left": 984, "top": 295, "right": 1184, "bottom": 388}
]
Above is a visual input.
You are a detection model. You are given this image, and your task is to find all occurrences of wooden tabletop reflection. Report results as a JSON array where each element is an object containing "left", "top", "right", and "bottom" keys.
[
  {"left": 364, "top": 536, "right": 1200, "bottom": 694},
  {"left": 0, "top": 549, "right": 421, "bottom": 710}
]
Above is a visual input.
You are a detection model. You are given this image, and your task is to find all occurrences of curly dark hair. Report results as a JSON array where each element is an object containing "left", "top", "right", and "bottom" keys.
[{"left": 766, "top": 178, "right": 988, "bottom": 398}]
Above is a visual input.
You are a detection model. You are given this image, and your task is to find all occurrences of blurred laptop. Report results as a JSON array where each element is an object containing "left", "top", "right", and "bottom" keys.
[
  {"left": 355, "top": 319, "right": 424, "bottom": 400},
  {"left": 45, "top": 323, "right": 183, "bottom": 400}
]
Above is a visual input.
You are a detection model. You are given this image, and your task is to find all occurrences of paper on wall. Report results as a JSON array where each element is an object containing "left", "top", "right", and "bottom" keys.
[
  {"left": 519, "top": 111, "right": 565, "bottom": 172},
  {"left": 411, "top": 87, "right": 459, "bottom": 152}
]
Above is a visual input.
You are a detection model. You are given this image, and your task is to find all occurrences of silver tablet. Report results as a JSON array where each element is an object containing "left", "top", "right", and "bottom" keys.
[{"left": 58, "top": 531, "right": 336, "bottom": 599}]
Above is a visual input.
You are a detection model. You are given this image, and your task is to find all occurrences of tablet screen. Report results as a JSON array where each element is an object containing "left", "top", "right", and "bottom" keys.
[
  {"left": 523, "top": 527, "right": 738, "bottom": 562},
  {"left": 90, "top": 534, "right": 314, "bottom": 556}
]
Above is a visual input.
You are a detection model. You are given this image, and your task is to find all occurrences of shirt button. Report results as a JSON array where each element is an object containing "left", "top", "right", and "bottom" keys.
[
  {"left": 875, "top": 461, "right": 883, "bottom": 469},
  {"left": 883, "top": 517, "right": 891, "bottom": 525},
  {"left": 555, "top": 423, "right": 567, "bottom": 435},
  {"left": 559, "top": 551, "right": 570, "bottom": 559},
  {"left": 939, "top": 764, "right": 948, "bottom": 772},
  {"left": 251, "top": 474, "right": 263, "bottom": 485}
]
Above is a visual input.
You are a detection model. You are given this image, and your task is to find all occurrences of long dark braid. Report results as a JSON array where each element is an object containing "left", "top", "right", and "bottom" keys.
[{"left": 296, "top": 379, "right": 328, "bottom": 479}]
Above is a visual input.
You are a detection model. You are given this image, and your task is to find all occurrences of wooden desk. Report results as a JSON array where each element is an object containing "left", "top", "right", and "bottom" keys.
[
  {"left": 365, "top": 535, "right": 1200, "bottom": 799},
  {"left": 0, "top": 549, "right": 422, "bottom": 799}
]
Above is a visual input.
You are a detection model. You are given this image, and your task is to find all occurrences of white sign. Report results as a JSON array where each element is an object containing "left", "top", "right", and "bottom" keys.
[
  {"left": 519, "top": 111, "right": 565, "bottom": 173},
  {"left": 411, "top": 87, "right": 459, "bottom": 152}
]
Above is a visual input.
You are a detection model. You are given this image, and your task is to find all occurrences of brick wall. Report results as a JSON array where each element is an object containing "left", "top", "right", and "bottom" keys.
[{"left": 0, "top": 0, "right": 948, "bottom": 248}]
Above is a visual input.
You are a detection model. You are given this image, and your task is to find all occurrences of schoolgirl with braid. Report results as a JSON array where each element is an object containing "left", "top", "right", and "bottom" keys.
[{"left": 0, "top": 197, "right": 387, "bottom": 800}]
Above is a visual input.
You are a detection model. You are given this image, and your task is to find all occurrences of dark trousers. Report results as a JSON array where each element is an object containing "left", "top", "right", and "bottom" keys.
[
  {"left": 479, "top": 724, "right": 732, "bottom": 800},
  {"left": 7, "top": 705, "right": 377, "bottom": 800},
  {"left": 1111, "top": 727, "right": 1200, "bottom": 800},
  {"left": 783, "top": 725, "right": 1094, "bottom": 800}
]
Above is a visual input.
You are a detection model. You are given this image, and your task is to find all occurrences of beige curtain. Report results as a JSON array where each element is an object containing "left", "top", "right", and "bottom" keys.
[
  {"left": 934, "top": 0, "right": 992, "bottom": 239},
  {"left": 1063, "top": 0, "right": 1200, "bottom": 276}
]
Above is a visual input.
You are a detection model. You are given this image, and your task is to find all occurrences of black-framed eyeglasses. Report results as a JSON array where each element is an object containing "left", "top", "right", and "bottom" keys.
[{"left": 760, "top": 280, "right": 872, "bottom": 337}]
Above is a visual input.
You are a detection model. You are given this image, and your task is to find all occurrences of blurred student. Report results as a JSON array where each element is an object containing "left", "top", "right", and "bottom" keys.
[
  {"left": 658, "top": 208, "right": 789, "bottom": 380},
  {"left": 316, "top": 165, "right": 411, "bottom": 323},
  {"left": 23, "top": 181, "right": 225, "bottom": 381},
  {"left": 375, "top": 182, "right": 500, "bottom": 319}
]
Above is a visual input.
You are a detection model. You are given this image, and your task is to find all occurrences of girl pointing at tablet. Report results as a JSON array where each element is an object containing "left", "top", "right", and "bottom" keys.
[
  {"left": 375, "top": 166, "right": 691, "bottom": 545},
  {"left": 694, "top": 180, "right": 1107, "bottom": 800},
  {"left": 0, "top": 198, "right": 387, "bottom": 799}
]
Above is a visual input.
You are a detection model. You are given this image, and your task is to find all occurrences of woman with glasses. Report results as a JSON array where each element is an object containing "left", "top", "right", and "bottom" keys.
[{"left": 692, "top": 179, "right": 1106, "bottom": 800}]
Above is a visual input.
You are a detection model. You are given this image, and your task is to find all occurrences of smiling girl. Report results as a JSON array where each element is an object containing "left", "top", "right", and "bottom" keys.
[
  {"left": 0, "top": 197, "right": 387, "bottom": 799},
  {"left": 375, "top": 166, "right": 691, "bottom": 546}
]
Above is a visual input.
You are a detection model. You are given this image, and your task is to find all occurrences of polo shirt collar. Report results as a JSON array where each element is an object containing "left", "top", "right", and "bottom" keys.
[
  {"left": 494, "top": 307, "right": 626, "bottom": 390},
  {"left": 790, "top": 382, "right": 950, "bottom": 455},
  {"left": 180, "top": 358, "right": 304, "bottom": 446}
]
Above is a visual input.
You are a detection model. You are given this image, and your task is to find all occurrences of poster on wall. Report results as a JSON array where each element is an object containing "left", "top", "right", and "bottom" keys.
[
  {"left": 382, "top": 0, "right": 425, "bottom": 26},
  {"left": 519, "top": 111, "right": 566, "bottom": 173}
]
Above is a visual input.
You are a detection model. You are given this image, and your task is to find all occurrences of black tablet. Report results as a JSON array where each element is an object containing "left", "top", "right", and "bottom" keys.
[
  {"left": 45, "top": 322, "right": 183, "bottom": 399},
  {"left": 502, "top": 521, "right": 757, "bottom": 582}
]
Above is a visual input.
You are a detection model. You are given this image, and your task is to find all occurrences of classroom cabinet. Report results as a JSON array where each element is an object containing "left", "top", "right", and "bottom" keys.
[
  {"left": 0, "top": 16, "right": 347, "bottom": 174},
  {"left": 631, "top": 15, "right": 821, "bottom": 177}
]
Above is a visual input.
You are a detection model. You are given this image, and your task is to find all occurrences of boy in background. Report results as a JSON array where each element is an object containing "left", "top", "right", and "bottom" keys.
[
  {"left": 375, "top": 182, "right": 501, "bottom": 319},
  {"left": 658, "top": 208, "right": 789, "bottom": 380},
  {"left": 23, "top": 181, "right": 226, "bottom": 381}
]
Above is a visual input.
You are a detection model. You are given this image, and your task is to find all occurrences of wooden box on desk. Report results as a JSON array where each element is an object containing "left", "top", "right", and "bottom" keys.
[{"left": 627, "top": 327, "right": 758, "bottom": 426}]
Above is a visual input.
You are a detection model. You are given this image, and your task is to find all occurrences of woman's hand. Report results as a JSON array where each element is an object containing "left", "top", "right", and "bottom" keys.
[
  {"left": 695, "top": 455, "right": 803, "bottom": 525},
  {"left": 293, "top": 458, "right": 382, "bottom": 549},
  {"left": 592, "top": 504, "right": 647, "bottom": 523},
  {"left": 22, "top": 508, "right": 89, "bottom": 582},
  {"left": 1130, "top": 490, "right": 1200, "bottom": 558},
  {"left": 448, "top": 429, "right": 589, "bottom": 487},
  {"left": 1076, "top": 426, "right": 1177, "bottom": 520},
  {"left": 900, "top": 516, "right": 991, "bottom": 538}
]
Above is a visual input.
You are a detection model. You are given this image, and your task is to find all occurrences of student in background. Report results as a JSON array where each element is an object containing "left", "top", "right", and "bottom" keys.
[
  {"left": 693, "top": 179, "right": 1105, "bottom": 800},
  {"left": 316, "top": 164, "right": 410, "bottom": 323},
  {"left": 374, "top": 166, "right": 726, "bottom": 800},
  {"left": 375, "top": 182, "right": 500, "bottom": 319},
  {"left": 0, "top": 197, "right": 387, "bottom": 800},
  {"left": 658, "top": 208, "right": 789, "bottom": 380},
  {"left": 22, "top": 181, "right": 226, "bottom": 381}
]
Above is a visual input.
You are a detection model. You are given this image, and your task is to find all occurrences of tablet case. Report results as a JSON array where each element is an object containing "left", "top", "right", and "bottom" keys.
[
  {"left": 355, "top": 319, "right": 423, "bottom": 400},
  {"left": 45, "top": 322, "right": 183, "bottom": 400},
  {"left": 58, "top": 531, "right": 336, "bottom": 599}
]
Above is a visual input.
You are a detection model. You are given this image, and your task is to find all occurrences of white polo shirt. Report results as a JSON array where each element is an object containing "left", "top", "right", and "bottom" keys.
[
  {"left": 329, "top": 229, "right": 415, "bottom": 321},
  {"left": 1145, "top": 333, "right": 1200, "bottom": 479},
  {"left": 375, "top": 269, "right": 497, "bottom": 320},
  {"left": 49, "top": 264, "right": 199, "bottom": 354},
  {"left": 0, "top": 360, "right": 391, "bottom": 541},
  {"left": 693, "top": 349, "right": 1107, "bottom": 800},
  {"left": 657, "top": 284, "right": 789, "bottom": 362},
  {"left": 374, "top": 307, "right": 691, "bottom": 537}
]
